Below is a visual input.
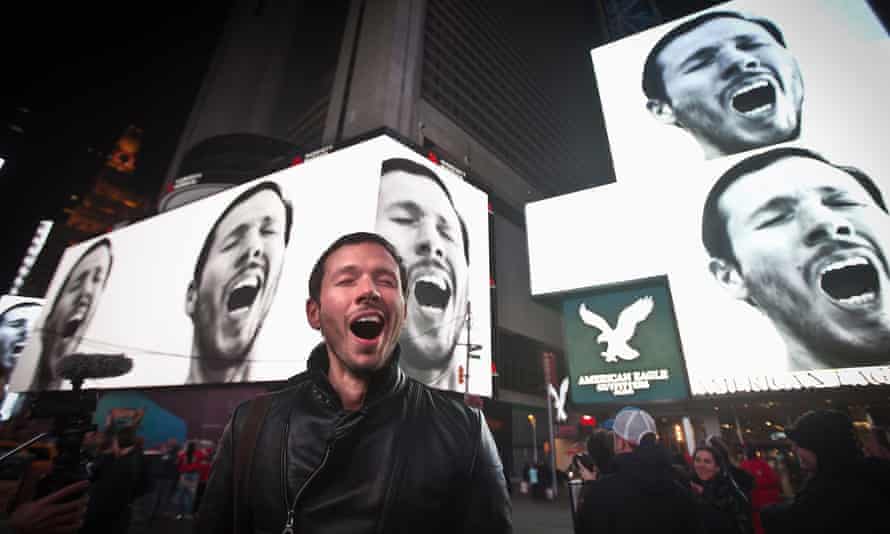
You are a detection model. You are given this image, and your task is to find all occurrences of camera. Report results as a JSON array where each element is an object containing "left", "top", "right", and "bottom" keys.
[
  {"left": 572, "top": 453, "right": 594, "bottom": 471},
  {"left": 30, "top": 389, "right": 98, "bottom": 499}
]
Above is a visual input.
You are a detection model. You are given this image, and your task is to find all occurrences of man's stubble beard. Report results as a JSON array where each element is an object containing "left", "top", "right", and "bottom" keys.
[
  {"left": 742, "top": 265, "right": 889, "bottom": 369},
  {"left": 193, "top": 299, "right": 258, "bottom": 372},
  {"left": 678, "top": 69, "right": 805, "bottom": 157},
  {"left": 398, "top": 327, "right": 461, "bottom": 373},
  {"left": 686, "top": 106, "right": 803, "bottom": 158},
  {"left": 322, "top": 322, "right": 397, "bottom": 381}
]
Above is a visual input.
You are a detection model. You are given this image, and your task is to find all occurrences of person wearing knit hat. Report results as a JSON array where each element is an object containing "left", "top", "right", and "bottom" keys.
[
  {"left": 787, "top": 409, "right": 861, "bottom": 474},
  {"left": 765, "top": 409, "right": 890, "bottom": 534}
]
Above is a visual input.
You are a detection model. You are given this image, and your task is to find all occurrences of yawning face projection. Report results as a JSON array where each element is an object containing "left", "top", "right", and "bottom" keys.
[
  {"left": 643, "top": 11, "right": 804, "bottom": 159},
  {"left": 186, "top": 182, "right": 291, "bottom": 383},
  {"left": 375, "top": 159, "right": 470, "bottom": 385},
  {"left": 0, "top": 302, "right": 42, "bottom": 375},
  {"left": 36, "top": 239, "right": 113, "bottom": 389},
  {"left": 704, "top": 148, "right": 890, "bottom": 370}
]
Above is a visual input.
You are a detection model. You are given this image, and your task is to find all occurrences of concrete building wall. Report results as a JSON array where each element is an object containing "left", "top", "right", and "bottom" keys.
[
  {"left": 492, "top": 214, "right": 563, "bottom": 349},
  {"left": 163, "top": 0, "right": 310, "bottom": 187},
  {"left": 327, "top": 0, "right": 426, "bottom": 142},
  {"left": 416, "top": 100, "right": 545, "bottom": 212}
]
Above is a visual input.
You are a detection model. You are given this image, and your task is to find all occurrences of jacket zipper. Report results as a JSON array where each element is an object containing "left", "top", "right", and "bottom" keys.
[
  {"left": 280, "top": 414, "right": 291, "bottom": 511},
  {"left": 281, "top": 442, "right": 333, "bottom": 534}
]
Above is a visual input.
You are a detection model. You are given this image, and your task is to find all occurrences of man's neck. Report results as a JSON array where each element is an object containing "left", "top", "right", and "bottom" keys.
[
  {"left": 187, "top": 345, "right": 249, "bottom": 384},
  {"left": 400, "top": 358, "right": 457, "bottom": 390},
  {"left": 697, "top": 137, "right": 727, "bottom": 160},
  {"left": 326, "top": 350, "right": 370, "bottom": 411},
  {"left": 780, "top": 332, "right": 830, "bottom": 371}
]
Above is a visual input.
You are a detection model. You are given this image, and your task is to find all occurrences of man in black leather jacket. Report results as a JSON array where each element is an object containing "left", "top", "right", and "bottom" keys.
[{"left": 196, "top": 232, "right": 511, "bottom": 534}]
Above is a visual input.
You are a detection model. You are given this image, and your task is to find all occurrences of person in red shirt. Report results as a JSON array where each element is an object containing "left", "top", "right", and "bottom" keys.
[
  {"left": 173, "top": 441, "right": 202, "bottom": 519},
  {"left": 740, "top": 445, "right": 781, "bottom": 534},
  {"left": 192, "top": 444, "right": 213, "bottom": 517}
]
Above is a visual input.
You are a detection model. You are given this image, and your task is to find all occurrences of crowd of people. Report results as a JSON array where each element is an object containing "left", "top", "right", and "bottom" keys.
[
  {"left": 72, "top": 420, "right": 216, "bottom": 530},
  {"left": 0, "top": 412, "right": 215, "bottom": 533},
  {"left": 123, "top": 436, "right": 214, "bottom": 524},
  {"left": 572, "top": 406, "right": 890, "bottom": 534}
]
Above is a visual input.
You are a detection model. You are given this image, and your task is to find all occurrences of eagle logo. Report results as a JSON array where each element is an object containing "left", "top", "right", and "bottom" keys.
[
  {"left": 578, "top": 296, "right": 654, "bottom": 363},
  {"left": 548, "top": 377, "right": 569, "bottom": 422}
]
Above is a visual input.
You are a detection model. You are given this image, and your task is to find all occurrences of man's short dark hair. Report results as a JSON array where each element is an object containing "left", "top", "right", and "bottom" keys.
[
  {"left": 308, "top": 232, "right": 409, "bottom": 303},
  {"left": 49, "top": 238, "right": 114, "bottom": 317},
  {"left": 0, "top": 302, "right": 41, "bottom": 324},
  {"left": 702, "top": 147, "right": 888, "bottom": 265},
  {"left": 380, "top": 158, "right": 471, "bottom": 264},
  {"left": 642, "top": 11, "right": 787, "bottom": 103},
  {"left": 192, "top": 181, "right": 293, "bottom": 284}
]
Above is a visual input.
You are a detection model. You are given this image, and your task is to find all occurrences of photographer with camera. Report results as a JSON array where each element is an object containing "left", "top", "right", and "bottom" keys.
[{"left": 575, "top": 427, "right": 616, "bottom": 483}]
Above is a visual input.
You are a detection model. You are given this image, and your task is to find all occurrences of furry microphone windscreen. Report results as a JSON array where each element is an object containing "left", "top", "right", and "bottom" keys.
[{"left": 56, "top": 353, "right": 133, "bottom": 381}]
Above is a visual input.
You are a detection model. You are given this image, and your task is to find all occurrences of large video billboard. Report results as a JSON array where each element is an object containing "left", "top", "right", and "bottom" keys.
[
  {"left": 10, "top": 135, "right": 493, "bottom": 396},
  {"left": 527, "top": 0, "right": 890, "bottom": 397},
  {"left": 0, "top": 295, "right": 44, "bottom": 420},
  {"left": 0, "top": 295, "right": 43, "bottom": 385},
  {"left": 590, "top": 0, "right": 890, "bottom": 184}
]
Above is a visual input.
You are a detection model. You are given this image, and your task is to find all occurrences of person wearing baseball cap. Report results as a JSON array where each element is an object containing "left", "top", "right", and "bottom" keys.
[
  {"left": 612, "top": 406, "right": 658, "bottom": 446},
  {"left": 766, "top": 409, "right": 890, "bottom": 534},
  {"left": 576, "top": 407, "right": 703, "bottom": 533}
]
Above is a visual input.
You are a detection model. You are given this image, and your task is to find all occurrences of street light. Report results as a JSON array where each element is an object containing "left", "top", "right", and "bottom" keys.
[{"left": 528, "top": 414, "right": 538, "bottom": 463}]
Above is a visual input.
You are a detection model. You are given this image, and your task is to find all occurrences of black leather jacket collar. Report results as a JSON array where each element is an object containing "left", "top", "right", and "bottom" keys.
[{"left": 302, "top": 342, "right": 407, "bottom": 411}]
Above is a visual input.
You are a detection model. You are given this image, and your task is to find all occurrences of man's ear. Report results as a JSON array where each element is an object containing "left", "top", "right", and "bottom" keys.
[
  {"left": 306, "top": 298, "right": 321, "bottom": 330},
  {"left": 709, "top": 258, "right": 751, "bottom": 302},
  {"left": 646, "top": 99, "right": 678, "bottom": 125},
  {"left": 185, "top": 281, "right": 197, "bottom": 318}
]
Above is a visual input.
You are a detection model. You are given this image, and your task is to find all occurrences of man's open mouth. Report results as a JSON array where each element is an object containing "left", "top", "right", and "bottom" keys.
[
  {"left": 227, "top": 276, "right": 262, "bottom": 313},
  {"left": 819, "top": 256, "right": 880, "bottom": 306},
  {"left": 413, "top": 276, "right": 451, "bottom": 311},
  {"left": 12, "top": 344, "right": 25, "bottom": 354},
  {"left": 731, "top": 80, "right": 776, "bottom": 116},
  {"left": 350, "top": 315, "right": 384, "bottom": 340},
  {"left": 62, "top": 318, "right": 83, "bottom": 338}
]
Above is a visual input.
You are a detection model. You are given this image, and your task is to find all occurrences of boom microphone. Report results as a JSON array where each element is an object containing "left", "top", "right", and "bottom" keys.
[
  {"left": 57, "top": 352, "right": 133, "bottom": 382},
  {"left": 28, "top": 352, "right": 133, "bottom": 500}
]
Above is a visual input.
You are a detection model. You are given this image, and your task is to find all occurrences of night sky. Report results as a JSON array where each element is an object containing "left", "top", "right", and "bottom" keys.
[
  {"left": 1, "top": 0, "right": 602, "bottom": 294},
  {"left": 1, "top": 3, "right": 230, "bottom": 289}
]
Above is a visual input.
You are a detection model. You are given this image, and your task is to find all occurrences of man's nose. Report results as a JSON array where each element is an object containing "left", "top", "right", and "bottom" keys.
[
  {"left": 720, "top": 47, "right": 760, "bottom": 79},
  {"left": 240, "top": 230, "right": 264, "bottom": 263},
  {"left": 414, "top": 219, "right": 444, "bottom": 259},
  {"left": 802, "top": 207, "right": 855, "bottom": 247},
  {"left": 82, "top": 276, "right": 100, "bottom": 296},
  {"left": 356, "top": 276, "right": 382, "bottom": 303}
]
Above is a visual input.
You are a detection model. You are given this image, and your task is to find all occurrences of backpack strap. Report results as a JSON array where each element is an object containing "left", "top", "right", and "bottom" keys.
[{"left": 234, "top": 394, "right": 273, "bottom": 534}]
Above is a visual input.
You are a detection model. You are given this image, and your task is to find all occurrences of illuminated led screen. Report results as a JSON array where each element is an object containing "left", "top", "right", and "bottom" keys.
[
  {"left": 10, "top": 135, "right": 493, "bottom": 396},
  {"left": 528, "top": 0, "right": 890, "bottom": 397}
]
